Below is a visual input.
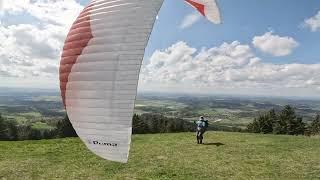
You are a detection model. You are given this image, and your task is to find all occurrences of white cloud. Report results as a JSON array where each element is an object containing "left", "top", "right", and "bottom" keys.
[
  {"left": 139, "top": 41, "right": 320, "bottom": 96},
  {"left": 180, "top": 12, "right": 201, "bottom": 29},
  {"left": 0, "top": 0, "right": 83, "bottom": 79},
  {"left": 1, "top": 0, "right": 29, "bottom": 13},
  {"left": 0, "top": 0, "right": 3, "bottom": 10},
  {"left": 304, "top": 11, "right": 320, "bottom": 32},
  {"left": 252, "top": 32, "right": 299, "bottom": 57},
  {"left": 2, "top": 0, "right": 83, "bottom": 26}
]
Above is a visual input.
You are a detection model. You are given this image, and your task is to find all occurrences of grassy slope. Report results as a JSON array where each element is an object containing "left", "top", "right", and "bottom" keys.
[{"left": 0, "top": 132, "right": 319, "bottom": 180}]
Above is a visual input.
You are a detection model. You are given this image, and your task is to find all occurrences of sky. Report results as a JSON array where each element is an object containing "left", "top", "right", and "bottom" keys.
[{"left": 0, "top": 0, "right": 320, "bottom": 97}]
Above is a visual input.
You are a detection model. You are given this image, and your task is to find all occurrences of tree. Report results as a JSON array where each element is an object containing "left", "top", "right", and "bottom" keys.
[
  {"left": 279, "top": 105, "right": 296, "bottom": 135},
  {"left": 247, "top": 112, "right": 273, "bottom": 134},
  {"left": 278, "top": 105, "right": 305, "bottom": 135},
  {"left": 132, "top": 114, "right": 194, "bottom": 134},
  {"left": 268, "top": 109, "right": 277, "bottom": 125},
  {"left": 6, "top": 120, "right": 18, "bottom": 140},
  {"left": 29, "top": 129, "right": 42, "bottom": 140},
  {"left": 0, "top": 114, "right": 8, "bottom": 140},
  {"left": 247, "top": 118, "right": 261, "bottom": 133},
  {"left": 248, "top": 106, "right": 305, "bottom": 135},
  {"left": 57, "top": 115, "right": 77, "bottom": 138},
  {"left": 132, "top": 114, "right": 150, "bottom": 134},
  {"left": 294, "top": 117, "right": 305, "bottom": 135},
  {"left": 43, "top": 129, "right": 56, "bottom": 139},
  {"left": 268, "top": 109, "right": 281, "bottom": 134},
  {"left": 259, "top": 114, "right": 273, "bottom": 134},
  {"left": 16, "top": 125, "right": 32, "bottom": 140},
  {"left": 310, "top": 114, "right": 320, "bottom": 135}
]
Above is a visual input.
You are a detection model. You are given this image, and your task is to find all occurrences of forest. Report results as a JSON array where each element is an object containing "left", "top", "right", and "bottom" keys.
[{"left": 0, "top": 89, "right": 320, "bottom": 140}]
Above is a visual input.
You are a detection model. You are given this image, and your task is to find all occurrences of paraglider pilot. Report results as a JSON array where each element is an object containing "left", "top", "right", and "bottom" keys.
[{"left": 194, "top": 116, "right": 209, "bottom": 144}]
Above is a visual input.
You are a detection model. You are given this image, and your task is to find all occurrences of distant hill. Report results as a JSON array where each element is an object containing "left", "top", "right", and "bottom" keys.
[
  {"left": 1, "top": 87, "right": 320, "bottom": 136},
  {"left": 1, "top": 132, "right": 319, "bottom": 179}
]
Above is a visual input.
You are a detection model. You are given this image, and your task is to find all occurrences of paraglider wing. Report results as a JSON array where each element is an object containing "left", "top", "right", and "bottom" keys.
[
  {"left": 59, "top": 0, "right": 164, "bottom": 163},
  {"left": 184, "top": 0, "right": 222, "bottom": 24}
]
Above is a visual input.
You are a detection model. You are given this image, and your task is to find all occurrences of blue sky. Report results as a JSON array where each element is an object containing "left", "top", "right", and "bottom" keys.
[
  {"left": 0, "top": 0, "right": 320, "bottom": 97},
  {"left": 142, "top": 0, "right": 320, "bottom": 64}
]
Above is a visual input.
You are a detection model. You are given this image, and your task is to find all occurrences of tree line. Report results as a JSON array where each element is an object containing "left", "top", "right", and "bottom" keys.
[
  {"left": 0, "top": 114, "right": 77, "bottom": 141},
  {"left": 247, "top": 105, "right": 320, "bottom": 136},
  {"left": 132, "top": 114, "right": 194, "bottom": 134},
  {"left": 2, "top": 105, "right": 320, "bottom": 141},
  {"left": 0, "top": 113, "right": 194, "bottom": 141}
]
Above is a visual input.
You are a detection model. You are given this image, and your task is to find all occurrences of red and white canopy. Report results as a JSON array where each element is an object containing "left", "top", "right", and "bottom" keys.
[
  {"left": 59, "top": 0, "right": 221, "bottom": 163},
  {"left": 185, "top": 0, "right": 222, "bottom": 24}
]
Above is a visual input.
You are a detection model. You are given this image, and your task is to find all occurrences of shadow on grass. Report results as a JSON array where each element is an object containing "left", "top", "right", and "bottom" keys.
[{"left": 202, "top": 142, "right": 225, "bottom": 146}]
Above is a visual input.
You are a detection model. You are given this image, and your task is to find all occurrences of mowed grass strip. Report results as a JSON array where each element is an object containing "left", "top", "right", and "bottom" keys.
[{"left": 0, "top": 132, "right": 319, "bottom": 179}]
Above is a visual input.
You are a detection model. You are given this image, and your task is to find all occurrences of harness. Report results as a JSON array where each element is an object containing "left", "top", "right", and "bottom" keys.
[{"left": 196, "top": 120, "right": 206, "bottom": 132}]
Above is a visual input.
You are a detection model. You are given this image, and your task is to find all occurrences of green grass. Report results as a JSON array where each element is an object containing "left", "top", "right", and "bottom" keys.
[
  {"left": 31, "top": 122, "right": 55, "bottom": 130},
  {"left": 19, "top": 112, "right": 42, "bottom": 118},
  {"left": 0, "top": 132, "right": 320, "bottom": 179},
  {"left": 136, "top": 99, "right": 187, "bottom": 109},
  {"left": 4, "top": 111, "right": 43, "bottom": 124},
  {"left": 5, "top": 115, "right": 28, "bottom": 124},
  {"left": 32, "top": 96, "right": 61, "bottom": 102}
]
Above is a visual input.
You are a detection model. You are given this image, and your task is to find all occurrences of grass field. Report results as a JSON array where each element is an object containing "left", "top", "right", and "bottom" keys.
[{"left": 0, "top": 132, "right": 320, "bottom": 179}]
